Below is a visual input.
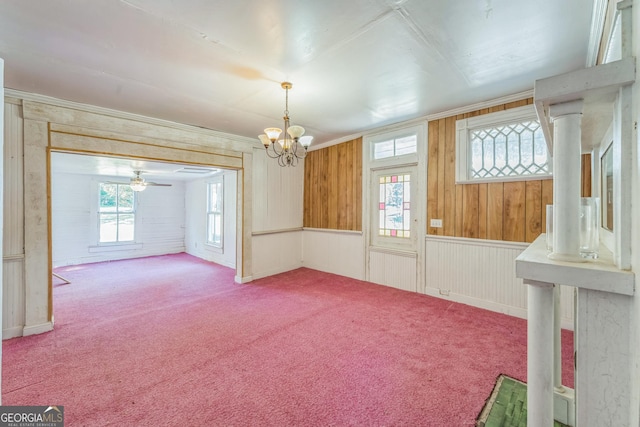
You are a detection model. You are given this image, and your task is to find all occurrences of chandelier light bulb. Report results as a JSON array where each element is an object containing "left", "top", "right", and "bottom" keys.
[
  {"left": 287, "top": 125, "right": 305, "bottom": 139},
  {"left": 264, "top": 127, "right": 282, "bottom": 142},
  {"left": 299, "top": 135, "right": 313, "bottom": 149},
  {"left": 258, "top": 134, "right": 271, "bottom": 148}
]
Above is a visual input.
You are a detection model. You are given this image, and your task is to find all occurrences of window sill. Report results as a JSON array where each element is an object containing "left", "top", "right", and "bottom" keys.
[
  {"left": 204, "top": 243, "right": 223, "bottom": 254},
  {"left": 456, "top": 173, "right": 552, "bottom": 185}
]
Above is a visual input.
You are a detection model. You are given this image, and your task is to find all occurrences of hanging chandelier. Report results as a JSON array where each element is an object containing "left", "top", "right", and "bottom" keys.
[{"left": 258, "top": 82, "right": 313, "bottom": 167}]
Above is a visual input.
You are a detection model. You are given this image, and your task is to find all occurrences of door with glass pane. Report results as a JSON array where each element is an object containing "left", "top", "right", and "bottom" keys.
[{"left": 370, "top": 166, "right": 417, "bottom": 251}]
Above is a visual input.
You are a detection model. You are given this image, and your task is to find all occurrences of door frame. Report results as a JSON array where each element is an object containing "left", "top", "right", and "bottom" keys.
[{"left": 362, "top": 122, "right": 427, "bottom": 291}]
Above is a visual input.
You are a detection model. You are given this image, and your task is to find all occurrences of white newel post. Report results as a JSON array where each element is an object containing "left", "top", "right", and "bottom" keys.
[
  {"left": 549, "top": 100, "right": 584, "bottom": 261},
  {"left": 554, "top": 285, "right": 564, "bottom": 393},
  {"left": 527, "top": 279, "right": 555, "bottom": 427}
]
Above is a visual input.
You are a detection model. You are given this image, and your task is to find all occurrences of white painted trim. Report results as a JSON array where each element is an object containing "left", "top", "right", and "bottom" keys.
[
  {"left": 3, "top": 254, "right": 25, "bottom": 261},
  {"left": 252, "top": 227, "right": 304, "bottom": 236},
  {"left": 423, "top": 286, "right": 574, "bottom": 331},
  {"left": 369, "top": 246, "right": 418, "bottom": 258},
  {"left": 586, "top": 0, "right": 610, "bottom": 67},
  {"left": 426, "top": 90, "right": 534, "bottom": 121},
  {"left": 235, "top": 275, "right": 253, "bottom": 284},
  {"left": 3, "top": 326, "right": 23, "bottom": 340},
  {"left": 22, "top": 322, "right": 54, "bottom": 337},
  {"left": 88, "top": 243, "right": 144, "bottom": 253},
  {"left": 426, "top": 234, "right": 530, "bottom": 251},
  {"left": 303, "top": 228, "right": 363, "bottom": 236},
  {"left": 4, "top": 88, "right": 260, "bottom": 149}
]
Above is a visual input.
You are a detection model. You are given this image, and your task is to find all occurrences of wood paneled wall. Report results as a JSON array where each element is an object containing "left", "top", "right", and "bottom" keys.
[
  {"left": 303, "top": 138, "right": 362, "bottom": 231},
  {"left": 303, "top": 102, "right": 591, "bottom": 242},
  {"left": 427, "top": 98, "right": 591, "bottom": 243}
]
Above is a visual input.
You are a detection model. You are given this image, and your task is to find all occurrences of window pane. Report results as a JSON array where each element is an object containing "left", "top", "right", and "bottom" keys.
[
  {"left": 373, "top": 140, "right": 394, "bottom": 159},
  {"left": 207, "top": 213, "right": 222, "bottom": 245},
  {"left": 118, "top": 214, "right": 135, "bottom": 241},
  {"left": 118, "top": 186, "right": 135, "bottom": 210},
  {"left": 395, "top": 135, "right": 417, "bottom": 156},
  {"left": 99, "top": 213, "right": 118, "bottom": 243},
  {"left": 378, "top": 174, "right": 410, "bottom": 239},
  {"left": 100, "top": 184, "right": 117, "bottom": 210}
]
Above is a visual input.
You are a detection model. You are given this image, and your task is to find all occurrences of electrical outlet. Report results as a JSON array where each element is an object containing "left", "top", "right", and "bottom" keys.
[{"left": 430, "top": 219, "right": 443, "bottom": 228}]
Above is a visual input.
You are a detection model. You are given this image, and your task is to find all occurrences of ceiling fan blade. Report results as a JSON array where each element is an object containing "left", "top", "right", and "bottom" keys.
[
  {"left": 104, "top": 181, "right": 129, "bottom": 185},
  {"left": 144, "top": 182, "right": 172, "bottom": 187}
]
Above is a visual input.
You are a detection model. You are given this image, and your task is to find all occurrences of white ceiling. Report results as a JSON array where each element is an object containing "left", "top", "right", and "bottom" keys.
[
  {"left": 1, "top": 0, "right": 594, "bottom": 147},
  {"left": 51, "top": 152, "right": 220, "bottom": 181}
]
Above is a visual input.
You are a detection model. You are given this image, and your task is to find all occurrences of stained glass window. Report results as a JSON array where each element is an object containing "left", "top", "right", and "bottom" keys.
[{"left": 378, "top": 174, "right": 411, "bottom": 238}]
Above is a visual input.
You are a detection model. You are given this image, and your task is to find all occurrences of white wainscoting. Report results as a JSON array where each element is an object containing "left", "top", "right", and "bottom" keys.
[
  {"left": 302, "top": 228, "right": 364, "bottom": 280},
  {"left": 425, "top": 235, "right": 574, "bottom": 330},
  {"left": 252, "top": 230, "right": 304, "bottom": 280},
  {"left": 369, "top": 248, "right": 417, "bottom": 292}
]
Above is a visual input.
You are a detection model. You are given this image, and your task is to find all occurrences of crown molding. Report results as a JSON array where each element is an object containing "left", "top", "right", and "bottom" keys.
[{"left": 425, "top": 89, "right": 534, "bottom": 121}]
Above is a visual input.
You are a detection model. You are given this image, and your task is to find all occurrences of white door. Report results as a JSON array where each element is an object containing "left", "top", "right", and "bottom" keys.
[{"left": 368, "top": 166, "right": 419, "bottom": 291}]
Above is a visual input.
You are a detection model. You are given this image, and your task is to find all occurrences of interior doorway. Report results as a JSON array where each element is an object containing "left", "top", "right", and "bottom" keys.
[{"left": 50, "top": 151, "right": 238, "bottom": 281}]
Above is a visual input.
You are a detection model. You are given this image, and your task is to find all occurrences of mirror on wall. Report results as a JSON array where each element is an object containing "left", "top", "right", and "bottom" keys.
[{"left": 601, "top": 143, "right": 614, "bottom": 231}]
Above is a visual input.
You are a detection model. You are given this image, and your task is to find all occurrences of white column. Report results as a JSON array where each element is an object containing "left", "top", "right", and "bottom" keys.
[
  {"left": 527, "top": 279, "right": 555, "bottom": 427},
  {"left": 549, "top": 100, "right": 584, "bottom": 261}
]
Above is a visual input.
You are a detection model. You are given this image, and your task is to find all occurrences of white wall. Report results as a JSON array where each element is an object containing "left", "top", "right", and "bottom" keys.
[
  {"left": 185, "top": 170, "right": 237, "bottom": 268},
  {"left": 51, "top": 172, "right": 186, "bottom": 266},
  {"left": 250, "top": 148, "right": 304, "bottom": 279},
  {"left": 302, "top": 229, "right": 364, "bottom": 280}
]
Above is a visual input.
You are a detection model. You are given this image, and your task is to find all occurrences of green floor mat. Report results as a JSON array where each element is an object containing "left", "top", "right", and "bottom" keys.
[{"left": 476, "top": 374, "right": 569, "bottom": 427}]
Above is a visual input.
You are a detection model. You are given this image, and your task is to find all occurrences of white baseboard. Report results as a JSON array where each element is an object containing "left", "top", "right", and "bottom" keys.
[
  {"left": 235, "top": 275, "right": 253, "bottom": 284},
  {"left": 423, "top": 287, "right": 574, "bottom": 331},
  {"left": 22, "top": 321, "right": 54, "bottom": 337},
  {"left": 2, "top": 326, "right": 24, "bottom": 340}
]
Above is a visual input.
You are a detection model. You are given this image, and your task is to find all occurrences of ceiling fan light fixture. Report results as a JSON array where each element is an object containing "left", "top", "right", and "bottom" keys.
[
  {"left": 258, "top": 81, "right": 313, "bottom": 167},
  {"left": 130, "top": 177, "right": 146, "bottom": 192},
  {"left": 130, "top": 171, "right": 147, "bottom": 192}
]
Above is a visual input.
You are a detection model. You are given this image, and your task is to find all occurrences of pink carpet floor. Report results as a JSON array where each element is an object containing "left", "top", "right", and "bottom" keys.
[{"left": 3, "top": 253, "right": 574, "bottom": 426}]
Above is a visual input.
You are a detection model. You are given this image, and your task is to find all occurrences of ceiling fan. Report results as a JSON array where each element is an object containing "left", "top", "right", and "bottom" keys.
[{"left": 109, "top": 170, "right": 172, "bottom": 192}]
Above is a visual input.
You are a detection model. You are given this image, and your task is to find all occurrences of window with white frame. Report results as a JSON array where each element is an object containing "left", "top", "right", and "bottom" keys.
[
  {"left": 456, "top": 105, "right": 551, "bottom": 183},
  {"left": 372, "top": 134, "right": 417, "bottom": 160},
  {"left": 206, "top": 178, "right": 223, "bottom": 247},
  {"left": 98, "top": 183, "right": 135, "bottom": 243}
]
